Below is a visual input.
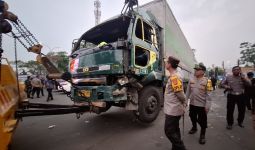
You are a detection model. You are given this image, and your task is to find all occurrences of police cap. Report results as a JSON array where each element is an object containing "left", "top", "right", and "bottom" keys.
[{"left": 194, "top": 62, "right": 206, "bottom": 71}]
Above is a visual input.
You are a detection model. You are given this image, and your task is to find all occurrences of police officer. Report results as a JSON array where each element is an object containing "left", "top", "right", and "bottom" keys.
[
  {"left": 222, "top": 66, "right": 251, "bottom": 129},
  {"left": 246, "top": 72, "right": 255, "bottom": 114},
  {"left": 164, "top": 56, "right": 187, "bottom": 150},
  {"left": 186, "top": 63, "right": 212, "bottom": 144},
  {"left": 24, "top": 76, "right": 32, "bottom": 98}
]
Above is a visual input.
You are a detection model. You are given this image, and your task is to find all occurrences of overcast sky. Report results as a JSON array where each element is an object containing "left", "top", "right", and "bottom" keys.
[{"left": 2, "top": 0, "right": 255, "bottom": 68}]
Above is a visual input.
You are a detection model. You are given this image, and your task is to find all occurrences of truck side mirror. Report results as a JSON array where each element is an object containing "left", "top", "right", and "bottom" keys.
[
  {"left": 72, "top": 39, "right": 78, "bottom": 48},
  {"left": 72, "top": 39, "right": 78, "bottom": 52}
]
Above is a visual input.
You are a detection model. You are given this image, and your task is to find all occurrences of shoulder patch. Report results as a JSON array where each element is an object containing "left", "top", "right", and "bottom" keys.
[{"left": 170, "top": 75, "right": 183, "bottom": 92}]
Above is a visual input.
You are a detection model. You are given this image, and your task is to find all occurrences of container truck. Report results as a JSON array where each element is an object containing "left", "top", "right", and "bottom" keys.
[{"left": 69, "top": 0, "right": 196, "bottom": 123}]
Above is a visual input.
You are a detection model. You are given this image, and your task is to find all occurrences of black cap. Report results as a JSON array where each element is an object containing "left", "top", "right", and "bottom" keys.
[
  {"left": 167, "top": 56, "right": 180, "bottom": 68},
  {"left": 247, "top": 72, "right": 254, "bottom": 78},
  {"left": 194, "top": 63, "right": 206, "bottom": 71}
]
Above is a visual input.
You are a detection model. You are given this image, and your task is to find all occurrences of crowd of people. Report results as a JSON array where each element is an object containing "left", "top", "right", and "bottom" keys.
[
  {"left": 23, "top": 56, "right": 255, "bottom": 150},
  {"left": 164, "top": 56, "right": 255, "bottom": 150},
  {"left": 24, "top": 75, "right": 55, "bottom": 102}
]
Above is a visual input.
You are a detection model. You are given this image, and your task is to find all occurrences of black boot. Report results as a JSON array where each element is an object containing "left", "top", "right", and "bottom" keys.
[
  {"left": 199, "top": 128, "right": 206, "bottom": 144},
  {"left": 188, "top": 127, "right": 197, "bottom": 134}
]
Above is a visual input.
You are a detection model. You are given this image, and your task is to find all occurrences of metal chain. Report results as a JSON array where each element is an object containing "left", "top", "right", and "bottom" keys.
[
  {"left": 11, "top": 31, "right": 29, "bottom": 50},
  {"left": 11, "top": 22, "right": 34, "bottom": 47},
  {"left": 57, "top": 82, "right": 72, "bottom": 99},
  {"left": 17, "top": 19, "right": 39, "bottom": 43},
  {"left": 56, "top": 81, "right": 90, "bottom": 104}
]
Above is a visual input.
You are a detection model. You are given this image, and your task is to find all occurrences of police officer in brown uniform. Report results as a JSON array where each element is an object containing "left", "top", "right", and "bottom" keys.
[
  {"left": 164, "top": 56, "right": 187, "bottom": 150},
  {"left": 222, "top": 66, "right": 251, "bottom": 129},
  {"left": 186, "top": 63, "right": 212, "bottom": 144}
]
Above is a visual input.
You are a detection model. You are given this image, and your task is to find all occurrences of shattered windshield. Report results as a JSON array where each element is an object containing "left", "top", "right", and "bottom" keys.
[
  {"left": 76, "top": 16, "right": 131, "bottom": 51},
  {"left": 78, "top": 40, "right": 96, "bottom": 49}
]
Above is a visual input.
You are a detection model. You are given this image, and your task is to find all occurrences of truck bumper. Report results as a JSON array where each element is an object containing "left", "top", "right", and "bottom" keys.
[{"left": 71, "top": 85, "right": 127, "bottom": 102}]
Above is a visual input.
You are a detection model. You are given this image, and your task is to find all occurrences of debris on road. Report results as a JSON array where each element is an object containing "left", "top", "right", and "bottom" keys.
[{"left": 48, "top": 125, "right": 56, "bottom": 129}]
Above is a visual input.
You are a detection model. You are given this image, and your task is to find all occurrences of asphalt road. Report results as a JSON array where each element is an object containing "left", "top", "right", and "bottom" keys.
[{"left": 12, "top": 89, "right": 255, "bottom": 150}]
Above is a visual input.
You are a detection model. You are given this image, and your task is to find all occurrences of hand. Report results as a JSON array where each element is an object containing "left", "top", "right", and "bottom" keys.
[
  {"left": 183, "top": 102, "right": 188, "bottom": 108},
  {"left": 205, "top": 107, "right": 209, "bottom": 114},
  {"left": 182, "top": 103, "right": 187, "bottom": 114},
  {"left": 240, "top": 73, "right": 245, "bottom": 80}
]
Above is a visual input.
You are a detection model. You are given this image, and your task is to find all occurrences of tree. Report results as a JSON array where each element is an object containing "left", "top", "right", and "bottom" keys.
[
  {"left": 240, "top": 42, "right": 255, "bottom": 68},
  {"left": 9, "top": 60, "right": 25, "bottom": 67},
  {"left": 56, "top": 51, "right": 69, "bottom": 72},
  {"left": 46, "top": 51, "right": 69, "bottom": 72},
  {"left": 22, "top": 60, "right": 46, "bottom": 74}
]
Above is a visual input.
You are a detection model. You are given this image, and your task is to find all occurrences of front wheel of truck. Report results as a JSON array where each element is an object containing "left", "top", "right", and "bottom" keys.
[{"left": 137, "top": 86, "right": 162, "bottom": 123}]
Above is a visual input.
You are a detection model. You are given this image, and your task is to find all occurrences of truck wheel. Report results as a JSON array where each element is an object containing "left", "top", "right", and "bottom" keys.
[{"left": 137, "top": 86, "right": 162, "bottom": 123}]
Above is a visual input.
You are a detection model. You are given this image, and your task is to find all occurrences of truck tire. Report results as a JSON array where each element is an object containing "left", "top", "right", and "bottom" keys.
[{"left": 137, "top": 86, "right": 162, "bottom": 123}]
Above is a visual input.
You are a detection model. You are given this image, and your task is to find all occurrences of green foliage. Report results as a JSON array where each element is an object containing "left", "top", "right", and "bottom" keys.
[
  {"left": 240, "top": 42, "right": 255, "bottom": 66},
  {"left": 9, "top": 51, "right": 69, "bottom": 74},
  {"left": 46, "top": 51, "right": 69, "bottom": 72},
  {"left": 207, "top": 66, "right": 225, "bottom": 77},
  {"left": 9, "top": 60, "right": 25, "bottom": 67},
  {"left": 22, "top": 60, "right": 45, "bottom": 74}
]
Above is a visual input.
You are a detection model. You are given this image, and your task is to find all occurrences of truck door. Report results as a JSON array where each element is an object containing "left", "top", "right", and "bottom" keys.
[{"left": 132, "top": 17, "right": 158, "bottom": 75}]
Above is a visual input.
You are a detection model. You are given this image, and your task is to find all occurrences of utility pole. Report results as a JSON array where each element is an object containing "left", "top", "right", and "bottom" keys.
[{"left": 94, "top": 0, "right": 101, "bottom": 25}]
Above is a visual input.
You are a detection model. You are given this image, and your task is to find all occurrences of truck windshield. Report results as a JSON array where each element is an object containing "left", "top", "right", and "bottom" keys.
[
  {"left": 75, "top": 16, "right": 131, "bottom": 51},
  {"left": 78, "top": 40, "right": 96, "bottom": 49}
]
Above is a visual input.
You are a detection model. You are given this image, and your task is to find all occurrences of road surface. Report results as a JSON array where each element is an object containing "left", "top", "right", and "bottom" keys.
[{"left": 12, "top": 89, "right": 255, "bottom": 150}]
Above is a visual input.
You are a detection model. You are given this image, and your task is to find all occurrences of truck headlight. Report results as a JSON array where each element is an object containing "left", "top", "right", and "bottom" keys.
[{"left": 118, "top": 77, "right": 129, "bottom": 85}]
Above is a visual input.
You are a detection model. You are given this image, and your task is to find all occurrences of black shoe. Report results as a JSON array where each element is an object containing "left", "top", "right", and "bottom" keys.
[
  {"left": 199, "top": 135, "right": 206, "bottom": 144},
  {"left": 238, "top": 123, "right": 244, "bottom": 128},
  {"left": 188, "top": 128, "right": 197, "bottom": 134},
  {"left": 226, "top": 125, "right": 232, "bottom": 130}
]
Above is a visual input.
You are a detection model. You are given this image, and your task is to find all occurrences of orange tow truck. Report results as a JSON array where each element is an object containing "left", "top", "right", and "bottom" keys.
[{"left": 0, "top": 1, "right": 92, "bottom": 149}]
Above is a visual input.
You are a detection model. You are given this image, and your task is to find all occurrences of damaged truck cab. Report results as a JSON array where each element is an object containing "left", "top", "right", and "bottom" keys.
[
  {"left": 69, "top": 0, "right": 196, "bottom": 123},
  {"left": 70, "top": 10, "right": 163, "bottom": 123}
]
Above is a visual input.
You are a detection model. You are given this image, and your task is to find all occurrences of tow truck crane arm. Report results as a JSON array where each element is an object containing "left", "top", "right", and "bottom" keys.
[
  {"left": 0, "top": 0, "right": 62, "bottom": 79},
  {"left": 0, "top": 1, "right": 91, "bottom": 149}
]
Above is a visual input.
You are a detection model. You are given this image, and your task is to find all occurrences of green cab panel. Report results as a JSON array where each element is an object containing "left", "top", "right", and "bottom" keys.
[
  {"left": 72, "top": 85, "right": 127, "bottom": 102},
  {"left": 77, "top": 50, "right": 124, "bottom": 75}
]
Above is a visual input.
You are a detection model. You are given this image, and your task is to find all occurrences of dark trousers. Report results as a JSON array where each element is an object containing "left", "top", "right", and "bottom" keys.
[
  {"left": 227, "top": 94, "right": 246, "bottom": 125},
  {"left": 165, "top": 115, "right": 186, "bottom": 150},
  {"left": 245, "top": 94, "right": 255, "bottom": 112},
  {"left": 252, "top": 97, "right": 255, "bottom": 113},
  {"left": 212, "top": 85, "right": 216, "bottom": 90},
  {"left": 47, "top": 89, "right": 53, "bottom": 100},
  {"left": 40, "top": 88, "right": 44, "bottom": 96},
  {"left": 32, "top": 87, "right": 40, "bottom": 98},
  {"left": 189, "top": 105, "right": 207, "bottom": 130},
  {"left": 26, "top": 87, "right": 32, "bottom": 98}
]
